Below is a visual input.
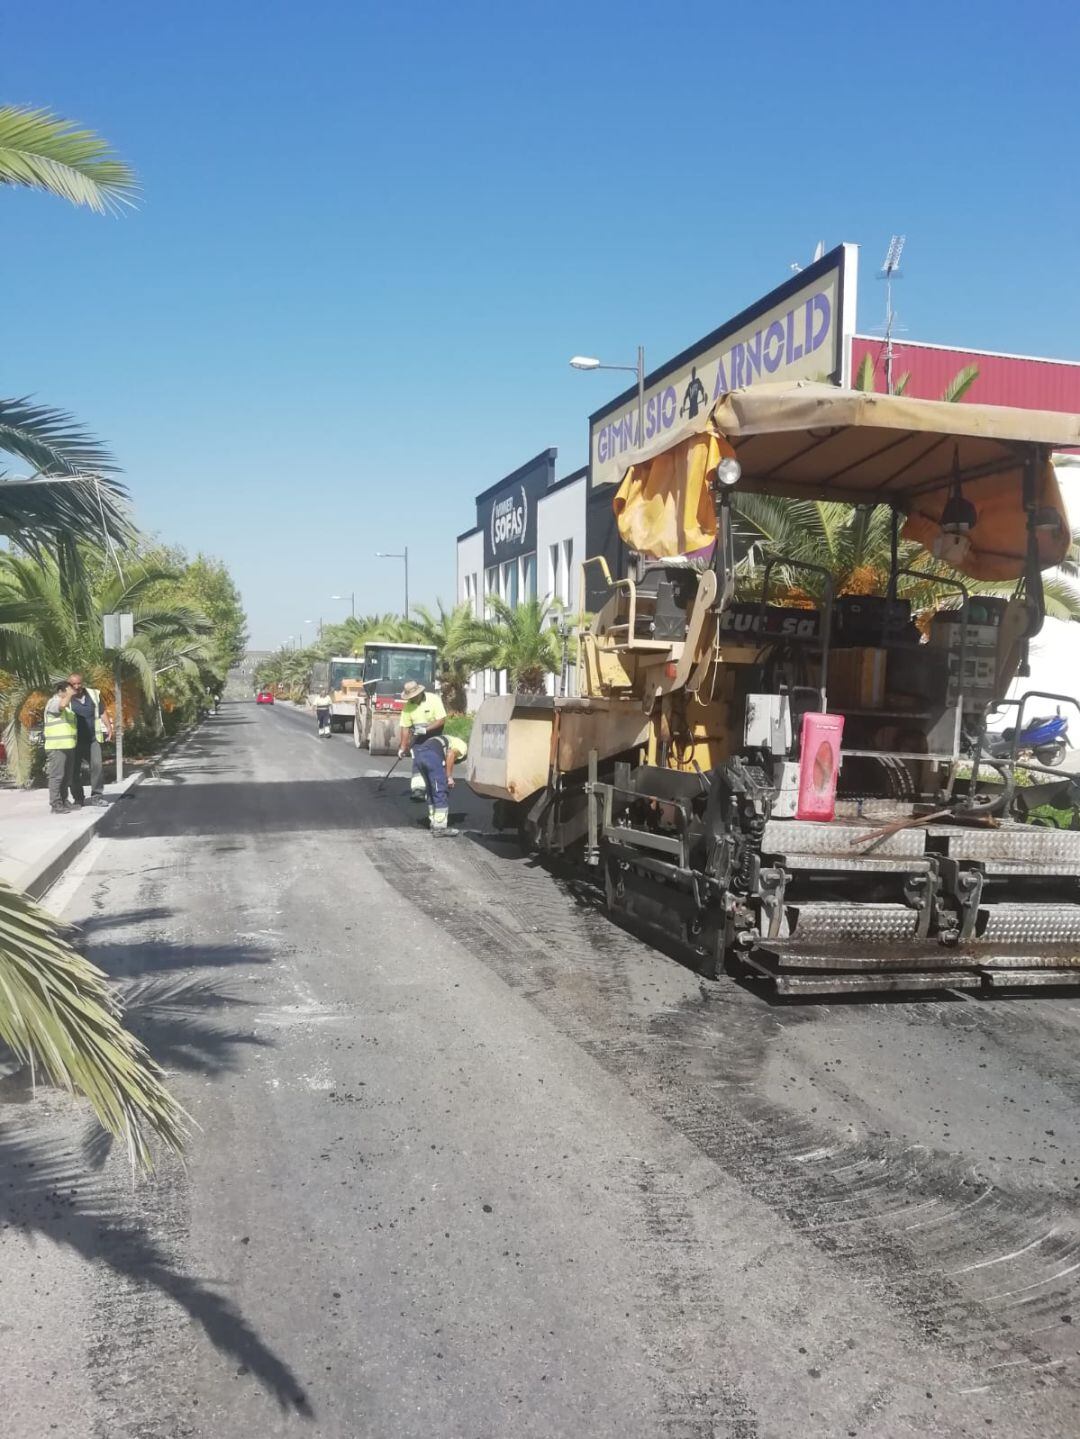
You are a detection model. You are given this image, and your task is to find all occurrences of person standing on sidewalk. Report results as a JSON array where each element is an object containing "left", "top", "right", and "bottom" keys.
[
  {"left": 67, "top": 672, "right": 113, "bottom": 807},
  {"left": 398, "top": 680, "right": 457, "bottom": 837},
  {"left": 43, "top": 680, "right": 77, "bottom": 814}
]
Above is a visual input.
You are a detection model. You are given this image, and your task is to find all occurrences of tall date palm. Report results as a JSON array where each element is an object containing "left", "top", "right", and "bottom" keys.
[{"left": 0, "top": 102, "right": 182, "bottom": 1165}]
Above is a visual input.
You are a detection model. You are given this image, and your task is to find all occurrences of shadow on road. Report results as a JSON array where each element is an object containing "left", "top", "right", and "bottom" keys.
[
  {"left": 0, "top": 925, "right": 309, "bottom": 1416},
  {"left": 0, "top": 1126, "right": 312, "bottom": 1416}
]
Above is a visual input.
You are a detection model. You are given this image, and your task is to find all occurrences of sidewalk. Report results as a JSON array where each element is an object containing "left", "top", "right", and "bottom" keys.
[
  {"left": 0, "top": 727, "right": 197, "bottom": 900},
  {"left": 0, "top": 776, "right": 142, "bottom": 899}
]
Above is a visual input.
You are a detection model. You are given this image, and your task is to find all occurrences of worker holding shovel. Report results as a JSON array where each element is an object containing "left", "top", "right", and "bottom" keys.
[{"left": 398, "top": 680, "right": 457, "bottom": 838}]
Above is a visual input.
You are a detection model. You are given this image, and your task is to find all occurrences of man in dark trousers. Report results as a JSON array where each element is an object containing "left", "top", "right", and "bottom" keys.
[
  {"left": 68, "top": 672, "right": 114, "bottom": 807},
  {"left": 43, "top": 680, "right": 77, "bottom": 813},
  {"left": 398, "top": 679, "right": 458, "bottom": 837}
]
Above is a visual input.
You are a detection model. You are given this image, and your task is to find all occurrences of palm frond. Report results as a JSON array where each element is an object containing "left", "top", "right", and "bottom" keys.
[
  {"left": 0, "top": 397, "right": 119, "bottom": 477},
  {"left": 0, "top": 880, "right": 185, "bottom": 1167},
  {"left": 853, "top": 353, "right": 876, "bottom": 392},
  {"left": 941, "top": 364, "right": 980, "bottom": 404},
  {"left": 0, "top": 105, "right": 138, "bottom": 214}
]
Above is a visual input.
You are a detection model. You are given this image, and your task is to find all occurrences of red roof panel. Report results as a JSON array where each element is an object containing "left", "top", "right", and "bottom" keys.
[{"left": 850, "top": 337, "right": 1080, "bottom": 414}]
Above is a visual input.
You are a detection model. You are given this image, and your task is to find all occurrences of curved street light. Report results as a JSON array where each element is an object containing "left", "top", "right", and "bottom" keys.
[{"left": 569, "top": 346, "right": 646, "bottom": 452}]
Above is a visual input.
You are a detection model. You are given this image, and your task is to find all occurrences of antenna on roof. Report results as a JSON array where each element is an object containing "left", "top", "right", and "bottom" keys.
[
  {"left": 879, "top": 234, "right": 906, "bottom": 394},
  {"left": 790, "top": 240, "right": 826, "bottom": 275}
]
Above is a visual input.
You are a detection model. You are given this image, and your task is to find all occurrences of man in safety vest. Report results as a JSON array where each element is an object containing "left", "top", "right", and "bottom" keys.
[
  {"left": 43, "top": 680, "right": 77, "bottom": 814},
  {"left": 399, "top": 680, "right": 458, "bottom": 837},
  {"left": 68, "top": 672, "right": 114, "bottom": 807}
]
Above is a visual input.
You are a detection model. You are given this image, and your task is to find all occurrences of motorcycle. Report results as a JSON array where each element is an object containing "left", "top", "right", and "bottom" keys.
[{"left": 967, "top": 710, "right": 1071, "bottom": 769}]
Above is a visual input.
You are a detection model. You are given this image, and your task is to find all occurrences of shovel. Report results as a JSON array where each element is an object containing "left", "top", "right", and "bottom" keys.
[{"left": 378, "top": 752, "right": 407, "bottom": 791}]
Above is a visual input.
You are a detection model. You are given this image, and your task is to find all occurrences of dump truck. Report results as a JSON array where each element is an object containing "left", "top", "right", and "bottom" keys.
[
  {"left": 320, "top": 655, "right": 366, "bottom": 732},
  {"left": 353, "top": 641, "right": 438, "bottom": 755},
  {"left": 469, "top": 381, "right": 1080, "bottom": 995}
]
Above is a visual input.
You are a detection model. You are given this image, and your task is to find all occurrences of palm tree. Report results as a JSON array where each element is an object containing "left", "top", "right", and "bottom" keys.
[
  {"left": 0, "top": 104, "right": 138, "bottom": 213},
  {"left": 0, "top": 552, "right": 213, "bottom": 781},
  {"left": 0, "top": 103, "right": 182, "bottom": 1164},
  {"left": 0, "top": 398, "right": 130, "bottom": 552},
  {"left": 480, "top": 595, "right": 561, "bottom": 694},
  {"left": 0, "top": 106, "right": 135, "bottom": 547},
  {"left": 404, "top": 600, "right": 493, "bottom": 712},
  {"left": 0, "top": 879, "right": 184, "bottom": 1168},
  {"left": 255, "top": 645, "right": 319, "bottom": 700},
  {"left": 732, "top": 494, "right": 1080, "bottom": 619}
]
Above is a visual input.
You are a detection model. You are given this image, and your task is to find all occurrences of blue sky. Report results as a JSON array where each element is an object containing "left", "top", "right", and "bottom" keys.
[{"left": 6, "top": 1, "right": 1079, "bottom": 647}]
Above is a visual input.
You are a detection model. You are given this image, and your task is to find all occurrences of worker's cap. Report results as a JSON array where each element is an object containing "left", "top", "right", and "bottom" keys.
[{"left": 401, "top": 680, "right": 425, "bottom": 701}]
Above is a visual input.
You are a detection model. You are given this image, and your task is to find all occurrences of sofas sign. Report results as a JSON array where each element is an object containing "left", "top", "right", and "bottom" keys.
[
  {"left": 491, "top": 486, "right": 527, "bottom": 553},
  {"left": 479, "top": 449, "right": 555, "bottom": 568}
]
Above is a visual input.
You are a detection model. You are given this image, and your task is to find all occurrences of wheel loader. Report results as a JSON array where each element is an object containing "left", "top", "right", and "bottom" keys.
[{"left": 468, "top": 381, "right": 1080, "bottom": 995}]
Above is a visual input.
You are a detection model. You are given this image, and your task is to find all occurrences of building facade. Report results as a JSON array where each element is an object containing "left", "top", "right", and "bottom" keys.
[
  {"left": 455, "top": 243, "right": 1080, "bottom": 710},
  {"left": 456, "top": 451, "right": 586, "bottom": 709}
]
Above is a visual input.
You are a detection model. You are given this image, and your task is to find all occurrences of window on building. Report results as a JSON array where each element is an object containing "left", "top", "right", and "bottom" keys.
[
  {"left": 484, "top": 566, "right": 498, "bottom": 617},
  {"left": 502, "top": 559, "right": 519, "bottom": 608},
  {"left": 522, "top": 552, "right": 536, "bottom": 601},
  {"left": 561, "top": 538, "right": 574, "bottom": 607},
  {"left": 549, "top": 543, "right": 560, "bottom": 605}
]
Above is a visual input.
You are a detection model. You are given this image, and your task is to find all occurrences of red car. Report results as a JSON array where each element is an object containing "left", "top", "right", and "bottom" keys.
[{"left": 256, "top": 690, "right": 275, "bottom": 705}]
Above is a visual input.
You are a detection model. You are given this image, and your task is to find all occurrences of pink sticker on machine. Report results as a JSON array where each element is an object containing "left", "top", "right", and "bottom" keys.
[{"left": 796, "top": 712, "right": 845, "bottom": 822}]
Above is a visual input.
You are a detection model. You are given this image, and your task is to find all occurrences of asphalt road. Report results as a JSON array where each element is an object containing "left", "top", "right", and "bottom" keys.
[{"left": 4, "top": 701, "right": 1080, "bottom": 1438}]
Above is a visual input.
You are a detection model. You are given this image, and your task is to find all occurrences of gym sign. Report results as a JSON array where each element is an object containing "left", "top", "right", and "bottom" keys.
[{"left": 588, "top": 243, "right": 858, "bottom": 488}]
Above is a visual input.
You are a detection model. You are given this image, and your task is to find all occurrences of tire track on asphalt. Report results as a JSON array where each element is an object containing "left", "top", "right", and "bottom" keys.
[{"left": 358, "top": 809, "right": 1080, "bottom": 1411}]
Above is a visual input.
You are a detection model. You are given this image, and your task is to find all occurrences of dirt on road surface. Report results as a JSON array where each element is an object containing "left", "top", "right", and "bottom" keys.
[{"left": 3, "top": 701, "right": 1080, "bottom": 1438}]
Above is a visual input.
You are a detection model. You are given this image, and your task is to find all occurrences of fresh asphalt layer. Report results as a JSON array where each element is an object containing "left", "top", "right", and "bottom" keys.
[{"left": 3, "top": 699, "right": 1080, "bottom": 1438}]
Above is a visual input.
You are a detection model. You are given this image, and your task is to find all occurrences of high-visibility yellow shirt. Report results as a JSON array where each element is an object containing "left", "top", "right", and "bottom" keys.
[
  {"left": 43, "top": 702, "right": 78, "bottom": 751},
  {"left": 401, "top": 692, "right": 446, "bottom": 733},
  {"left": 445, "top": 735, "right": 467, "bottom": 760}
]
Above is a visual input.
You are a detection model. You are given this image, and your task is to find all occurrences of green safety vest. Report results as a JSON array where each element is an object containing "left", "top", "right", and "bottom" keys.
[
  {"left": 83, "top": 687, "right": 108, "bottom": 742},
  {"left": 43, "top": 705, "right": 78, "bottom": 751}
]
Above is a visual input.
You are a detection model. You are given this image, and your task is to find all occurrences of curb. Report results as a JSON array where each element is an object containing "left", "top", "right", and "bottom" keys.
[{"left": 24, "top": 722, "right": 201, "bottom": 901}]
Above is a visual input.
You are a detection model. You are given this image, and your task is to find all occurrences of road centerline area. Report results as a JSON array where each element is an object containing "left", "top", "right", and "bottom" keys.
[{"left": 4, "top": 701, "right": 1080, "bottom": 1439}]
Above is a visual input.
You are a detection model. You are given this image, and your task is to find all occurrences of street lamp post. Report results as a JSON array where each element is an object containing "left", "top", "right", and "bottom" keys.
[
  {"left": 570, "top": 345, "right": 646, "bottom": 453},
  {"left": 375, "top": 548, "right": 409, "bottom": 620},
  {"left": 330, "top": 593, "right": 356, "bottom": 619}
]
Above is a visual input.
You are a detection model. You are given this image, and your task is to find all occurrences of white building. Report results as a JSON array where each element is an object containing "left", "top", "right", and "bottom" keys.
[{"left": 456, "top": 450, "right": 587, "bottom": 710}]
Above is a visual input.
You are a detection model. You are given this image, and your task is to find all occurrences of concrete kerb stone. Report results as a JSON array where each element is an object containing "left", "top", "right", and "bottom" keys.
[{"left": 23, "top": 722, "right": 201, "bottom": 901}]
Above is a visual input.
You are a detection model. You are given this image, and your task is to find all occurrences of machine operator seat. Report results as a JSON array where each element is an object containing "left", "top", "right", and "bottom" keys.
[{"left": 631, "top": 559, "right": 703, "bottom": 642}]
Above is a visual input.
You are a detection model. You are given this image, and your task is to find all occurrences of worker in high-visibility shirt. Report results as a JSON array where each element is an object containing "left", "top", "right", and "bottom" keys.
[
  {"left": 398, "top": 680, "right": 457, "bottom": 837},
  {"left": 42, "top": 680, "right": 78, "bottom": 814},
  {"left": 313, "top": 688, "right": 333, "bottom": 737}
]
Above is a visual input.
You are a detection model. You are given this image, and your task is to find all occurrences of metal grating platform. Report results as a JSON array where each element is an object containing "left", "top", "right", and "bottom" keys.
[
  {"left": 784, "top": 901, "right": 920, "bottom": 943},
  {"left": 977, "top": 903, "right": 1080, "bottom": 946}
]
